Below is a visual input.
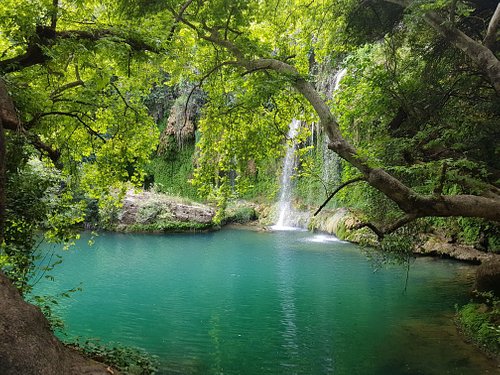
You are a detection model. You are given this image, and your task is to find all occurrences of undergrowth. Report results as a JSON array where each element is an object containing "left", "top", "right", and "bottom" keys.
[
  {"left": 456, "top": 291, "right": 500, "bottom": 357},
  {"left": 66, "top": 338, "right": 159, "bottom": 375}
]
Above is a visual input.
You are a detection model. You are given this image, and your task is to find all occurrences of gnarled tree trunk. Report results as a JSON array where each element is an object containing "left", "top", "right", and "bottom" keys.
[
  {"left": 0, "top": 79, "right": 20, "bottom": 243},
  {"left": 0, "top": 271, "right": 115, "bottom": 375}
]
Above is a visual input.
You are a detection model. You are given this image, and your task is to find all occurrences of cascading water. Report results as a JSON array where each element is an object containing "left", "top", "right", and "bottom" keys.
[
  {"left": 332, "top": 68, "right": 347, "bottom": 94},
  {"left": 321, "top": 136, "right": 341, "bottom": 192},
  {"left": 272, "top": 68, "right": 347, "bottom": 230},
  {"left": 272, "top": 119, "right": 301, "bottom": 230},
  {"left": 321, "top": 67, "right": 346, "bottom": 195}
]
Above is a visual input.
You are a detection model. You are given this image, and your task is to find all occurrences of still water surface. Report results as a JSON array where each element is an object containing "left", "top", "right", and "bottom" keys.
[{"left": 33, "top": 229, "right": 497, "bottom": 374}]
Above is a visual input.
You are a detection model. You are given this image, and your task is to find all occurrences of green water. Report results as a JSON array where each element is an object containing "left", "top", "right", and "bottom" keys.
[{"left": 32, "top": 229, "right": 497, "bottom": 374}]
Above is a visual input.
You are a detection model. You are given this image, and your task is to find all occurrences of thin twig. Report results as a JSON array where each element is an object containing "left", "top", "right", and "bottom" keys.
[{"left": 313, "top": 177, "right": 365, "bottom": 216}]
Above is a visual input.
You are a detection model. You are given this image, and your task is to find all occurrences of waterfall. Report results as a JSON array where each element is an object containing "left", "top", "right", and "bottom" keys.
[
  {"left": 271, "top": 68, "right": 346, "bottom": 230},
  {"left": 272, "top": 119, "right": 301, "bottom": 230},
  {"left": 321, "top": 68, "right": 345, "bottom": 198},
  {"left": 322, "top": 136, "right": 341, "bottom": 193},
  {"left": 332, "top": 68, "right": 347, "bottom": 95}
]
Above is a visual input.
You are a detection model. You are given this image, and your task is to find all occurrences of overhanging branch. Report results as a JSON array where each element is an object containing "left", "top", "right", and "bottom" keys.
[
  {"left": 29, "top": 111, "right": 106, "bottom": 142},
  {"left": 0, "top": 27, "right": 160, "bottom": 74},
  {"left": 353, "top": 214, "right": 418, "bottom": 240},
  {"left": 313, "top": 177, "right": 366, "bottom": 216},
  {"left": 20, "top": 128, "right": 62, "bottom": 168},
  {"left": 174, "top": 5, "right": 500, "bottom": 223}
]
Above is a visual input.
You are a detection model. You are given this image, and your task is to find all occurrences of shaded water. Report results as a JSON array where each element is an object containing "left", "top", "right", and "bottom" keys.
[{"left": 32, "top": 230, "right": 497, "bottom": 374}]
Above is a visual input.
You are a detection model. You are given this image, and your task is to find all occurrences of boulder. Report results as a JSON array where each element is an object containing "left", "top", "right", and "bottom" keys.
[
  {"left": 0, "top": 271, "right": 115, "bottom": 375},
  {"left": 117, "top": 190, "right": 215, "bottom": 226},
  {"left": 475, "top": 260, "right": 500, "bottom": 296}
]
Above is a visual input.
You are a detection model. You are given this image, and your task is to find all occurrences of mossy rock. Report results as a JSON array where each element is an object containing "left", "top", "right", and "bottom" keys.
[
  {"left": 223, "top": 206, "right": 258, "bottom": 224},
  {"left": 309, "top": 208, "right": 377, "bottom": 245}
]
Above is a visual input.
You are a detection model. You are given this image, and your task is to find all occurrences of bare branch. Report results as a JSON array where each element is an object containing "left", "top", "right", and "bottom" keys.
[
  {"left": 353, "top": 222, "right": 385, "bottom": 240},
  {"left": 353, "top": 214, "right": 418, "bottom": 240},
  {"left": 30, "top": 111, "right": 106, "bottom": 142},
  {"left": 50, "top": 0, "right": 59, "bottom": 30},
  {"left": 313, "top": 177, "right": 366, "bottom": 216},
  {"left": 383, "top": 214, "right": 418, "bottom": 235},
  {"left": 224, "top": 7, "right": 235, "bottom": 40},
  {"left": 110, "top": 81, "right": 139, "bottom": 117},
  {"left": 20, "top": 128, "right": 62, "bottom": 168}
]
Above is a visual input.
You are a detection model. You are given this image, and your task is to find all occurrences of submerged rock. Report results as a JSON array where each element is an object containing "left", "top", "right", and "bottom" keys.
[{"left": 0, "top": 272, "right": 116, "bottom": 375}]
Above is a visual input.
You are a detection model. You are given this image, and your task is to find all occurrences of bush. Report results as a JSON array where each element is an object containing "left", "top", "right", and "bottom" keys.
[
  {"left": 67, "top": 338, "right": 159, "bottom": 375},
  {"left": 222, "top": 206, "right": 258, "bottom": 224},
  {"left": 456, "top": 292, "right": 500, "bottom": 356}
]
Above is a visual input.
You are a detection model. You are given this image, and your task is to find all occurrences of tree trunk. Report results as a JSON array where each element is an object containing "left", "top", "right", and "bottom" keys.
[
  {"left": 0, "top": 117, "right": 5, "bottom": 243},
  {"left": 0, "top": 79, "right": 19, "bottom": 244},
  {"left": 423, "top": 12, "right": 500, "bottom": 93},
  {"left": 0, "top": 271, "right": 116, "bottom": 374}
]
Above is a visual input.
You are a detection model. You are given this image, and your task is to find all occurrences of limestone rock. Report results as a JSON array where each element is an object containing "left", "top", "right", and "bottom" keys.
[
  {"left": 117, "top": 190, "right": 215, "bottom": 226},
  {"left": 415, "top": 236, "right": 499, "bottom": 264}
]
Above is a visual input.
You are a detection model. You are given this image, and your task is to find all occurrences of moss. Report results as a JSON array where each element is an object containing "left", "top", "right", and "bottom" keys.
[
  {"left": 222, "top": 206, "right": 258, "bottom": 224},
  {"left": 456, "top": 294, "right": 500, "bottom": 357},
  {"left": 117, "top": 220, "right": 215, "bottom": 233},
  {"left": 146, "top": 143, "right": 200, "bottom": 201}
]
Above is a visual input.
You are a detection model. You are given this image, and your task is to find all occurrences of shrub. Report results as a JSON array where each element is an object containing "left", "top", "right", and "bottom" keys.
[{"left": 456, "top": 292, "right": 500, "bottom": 356}]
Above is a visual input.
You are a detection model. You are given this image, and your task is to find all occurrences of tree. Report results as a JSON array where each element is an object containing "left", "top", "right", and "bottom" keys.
[
  {"left": 0, "top": 0, "right": 161, "bottom": 287},
  {"left": 160, "top": 0, "right": 500, "bottom": 235}
]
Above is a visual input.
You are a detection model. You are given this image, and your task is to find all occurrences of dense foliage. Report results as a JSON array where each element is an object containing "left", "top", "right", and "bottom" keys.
[
  {"left": 0, "top": 0, "right": 161, "bottom": 289},
  {"left": 456, "top": 292, "right": 500, "bottom": 355},
  {"left": 1, "top": 0, "right": 499, "bottom": 370},
  {"left": 138, "top": 0, "right": 500, "bottom": 231}
]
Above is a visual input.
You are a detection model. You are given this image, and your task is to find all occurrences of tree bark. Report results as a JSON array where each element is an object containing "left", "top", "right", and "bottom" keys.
[
  {"left": 484, "top": 2, "right": 500, "bottom": 50},
  {"left": 0, "top": 116, "right": 5, "bottom": 243},
  {"left": 0, "top": 80, "right": 20, "bottom": 243},
  {"left": 0, "top": 271, "right": 116, "bottom": 375}
]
